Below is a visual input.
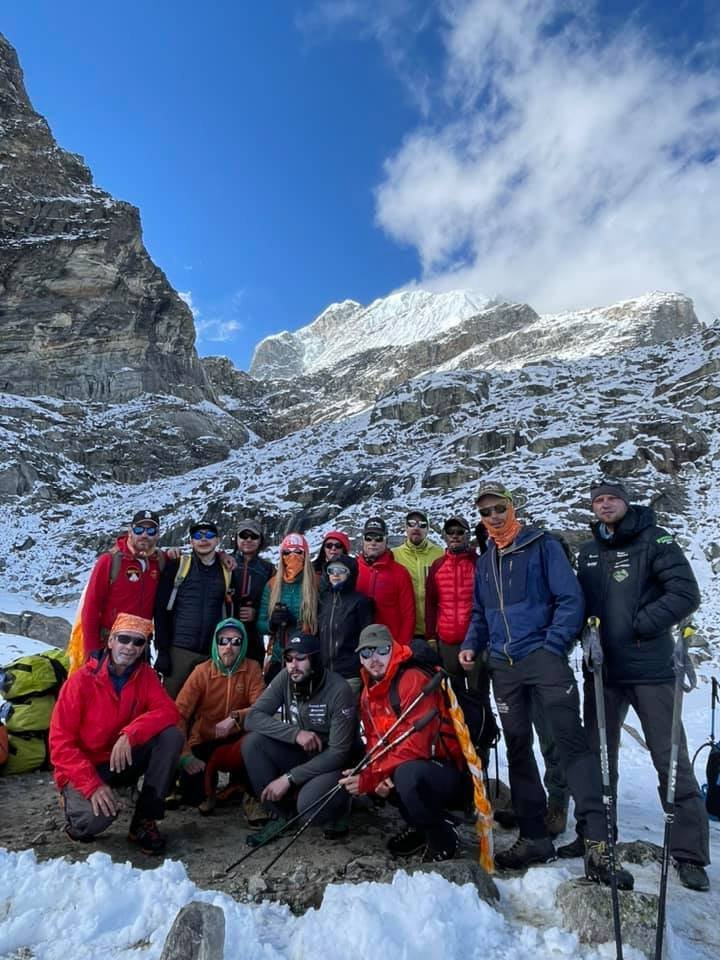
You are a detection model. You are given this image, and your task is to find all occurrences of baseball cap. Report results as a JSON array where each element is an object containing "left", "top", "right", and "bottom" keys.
[
  {"left": 443, "top": 515, "right": 470, "bottom": 533},
  {"left": 355, "top": 623, "right": 394, "bottom": 652},
  {"left": 363, "top": 516, "right": 387, "bottom": 537},
  {"left": 189, "top": 520, "right": 219, "bottom": 536},
  {"left": 284, "top": 632, "right": 320, "bottom": 657},
  {"left": 131, "top": 510, "right": 160, "bottom": 526},
  {"left": 474, "top": 482, "right": 513, "bottom": 504},
  {"left": 236, "top": 518, "right": 263, "bottom": 538},
  {"left": 406, "top": 510, "right": 428, "bottom": 525}
]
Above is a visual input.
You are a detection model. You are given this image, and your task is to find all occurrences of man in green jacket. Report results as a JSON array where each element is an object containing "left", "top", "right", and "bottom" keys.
[{"left": 392, "top": 510, "right": 444, "bottom": 638}]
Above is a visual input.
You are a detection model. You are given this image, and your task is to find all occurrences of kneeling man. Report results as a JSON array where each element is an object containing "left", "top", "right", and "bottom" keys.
[{"left": 50, "top": 614, "right": 182, "bottom": 854}]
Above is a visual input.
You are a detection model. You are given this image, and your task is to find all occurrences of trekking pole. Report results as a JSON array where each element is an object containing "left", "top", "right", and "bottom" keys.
[
  {"left": 259, "top": 707, "right": 440, "bottom": 876},
  {"left": 582, "top": 616, "right": 623, "bottom": 960},
  {"left": 225, "top": 672, "right": 444, "bottom": 873},
  {"left": 655, "top": 621, "right": 696, "bottom": 960}
]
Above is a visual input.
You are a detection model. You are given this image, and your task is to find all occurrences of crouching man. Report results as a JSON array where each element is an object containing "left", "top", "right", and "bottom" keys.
[
  {"left": 242, "top": 632, "right": 357, "bottom": 845},
  {"left": 49, "top": 614, "right": 183, "bottom": 855},
  {"left": 340, "top": 624, "right": 467, "bottom": 862},
  {"left": 175, "top": 618, "right": 265, "bottom": 815}
]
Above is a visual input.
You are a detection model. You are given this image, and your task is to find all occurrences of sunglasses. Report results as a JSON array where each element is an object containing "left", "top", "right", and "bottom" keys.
[
  {"left": 114, "top": 634, "right": 147, "bottom": 647},
  {"left": 327, "top": 565, "right": 350, "bottom": 576},
  {"left": 359, "top": 644, "right": 392, "bottom": 659},
  {"left": 191, "top": 530, "right": 218, "bottom": 540},
  {"left": 217, "top": 636, "right": 243, "bottom": 646},
  {"left": 324, "top": 541, "right": 344, "bottom": 550},
  {"left": 282, "top": 548, "right": 305, "bottom": 556},
  {"left": 363, "top": 534, "right": 385, "bottom": 543},
  {"left": 132, "top": 525, "right": 158, "bottom": 536},
  {"left": 406, "top": 519, "right": 428, "bottom": 529},
  {"left": 237, "top": 531, "right": 260, "bottom": 541},
  {"left": 478, "top": 504, "right": 508, "bottom": 517},
  {"left": 284, "top": 653, "right": 309, "bottom": 663}
]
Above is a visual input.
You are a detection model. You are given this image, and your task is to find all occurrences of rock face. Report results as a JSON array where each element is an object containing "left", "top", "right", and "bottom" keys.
[
  {"left": 159, "top": 902, "right": 225, "bottom": 960},
  {"left": 556, "top": 879, "right": 658, "bottom": 957},
  {"left": 0, "top": 33, "right": 211, "bottom": 402}
]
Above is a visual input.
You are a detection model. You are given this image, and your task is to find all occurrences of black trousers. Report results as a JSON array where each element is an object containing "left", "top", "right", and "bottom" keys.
[
  {"left": 241, "top": 731, "right": 349, "bottom": 824},
  {"left": 491, "top": 648, "right": 605, "bottom": 840},
  {"left": 61, "top": 726, "right": 184, "bottom": 839},
  {"left": 583, "top": 677, "right": 710, "bottom": 864},
  {"left": 392, "top": 758, "right": 466, "bottom": 846}
]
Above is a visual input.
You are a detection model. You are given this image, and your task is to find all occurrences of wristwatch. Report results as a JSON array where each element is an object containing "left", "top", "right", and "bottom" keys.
[{"left": 286, "top": 771, "right": 295, "bottom": 786}]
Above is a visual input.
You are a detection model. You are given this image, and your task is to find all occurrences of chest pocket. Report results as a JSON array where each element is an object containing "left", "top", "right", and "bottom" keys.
[{"left": 502, "top": 554, "right": 529, "bottom": 606}]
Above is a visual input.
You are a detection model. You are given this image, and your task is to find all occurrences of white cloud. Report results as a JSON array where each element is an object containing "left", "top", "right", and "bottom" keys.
[
  {"left": 373, "top": 0, "right": 720, "bottom": 320},
  {"left": 178, "top": 290, "right": 198, "bottom": 318},
  {"left": 182, "top": 289, "right": 246, "bottom": 345}
]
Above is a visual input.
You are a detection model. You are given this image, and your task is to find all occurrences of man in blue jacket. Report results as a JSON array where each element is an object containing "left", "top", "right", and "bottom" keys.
[{"left": 459, "top": 482, "right": 633, "bottom": 887}]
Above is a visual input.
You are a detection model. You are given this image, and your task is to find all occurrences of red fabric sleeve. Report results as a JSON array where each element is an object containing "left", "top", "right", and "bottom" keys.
[
  {"left": 81, "top": 553, "right": 112, "bottom": 659},
  {"left": 120, "top": 669, "right": 181, "bottom": 748},
  {"left": 49, "top": 675, "right": 106, "bottom": 799}
]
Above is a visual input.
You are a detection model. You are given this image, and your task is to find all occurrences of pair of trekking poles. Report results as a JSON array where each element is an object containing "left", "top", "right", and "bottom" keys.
[
  {"left": 225, "top": 671, "right": 444, "bottom": 876},
  {"left": 583, "top": 616, "right": 697, "bottom": 960}
]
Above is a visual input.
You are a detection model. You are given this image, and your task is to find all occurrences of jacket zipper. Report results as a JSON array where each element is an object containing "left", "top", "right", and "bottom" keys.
[{"left": 492, "top": 550, "right": 514, "bottom": 664}]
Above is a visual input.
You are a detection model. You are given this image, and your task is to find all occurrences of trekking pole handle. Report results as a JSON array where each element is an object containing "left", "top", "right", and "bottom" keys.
[{"left": 583, "top": 616, "right": 604, "bottom": 671}]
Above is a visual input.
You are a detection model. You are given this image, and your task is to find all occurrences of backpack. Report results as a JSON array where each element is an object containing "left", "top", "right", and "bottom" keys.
[
  {"left": 388, "top": 640, "right": 499, "bottom": 757},
  {"left": 0, "top": 649, "right": 69, "bottom": 777}
]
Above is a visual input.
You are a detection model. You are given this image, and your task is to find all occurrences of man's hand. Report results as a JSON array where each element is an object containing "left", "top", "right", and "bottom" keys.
[
  {"left": 339, "top": 771, "right": 361, "bottom": 795},
  {"left": 458, "top": 649, "right": 476, "bottom": 671},
  {"left": 109, "top": 734, "right": 132, "bottom": 773},
  {"left": 219, "top": 551, "right": 237, "bottom": 571},
  {"left": 90, "top": 784, "right": 120, "bottom": 818},
  {"left": 295, "top": 730, "right": 323, "bottom": 752},
  {"left": 261, "top": 774, "right": 292, "bottom": 804},
  {"left": 215, "top": 716, "right": 237, "bottom": 738},
  {"left": 238, "top": 604, "right": 256, "bottom": 622},
  {"left": 184, "top": 756, "right": 206, "bottom": 776}
]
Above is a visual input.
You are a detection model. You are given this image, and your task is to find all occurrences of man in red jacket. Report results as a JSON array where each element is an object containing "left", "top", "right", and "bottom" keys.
[
  {"left": 340, "top": 624, "right": 466, "bottom": 862},
  {"left": 355, "top": 516, "right": 415, "bottom": 646},
  {"left": 50, "top": 613, "right": 183, "bottom": 855},
  {"left": 80, "top": 510, "right": 165, "bottom": 660}
]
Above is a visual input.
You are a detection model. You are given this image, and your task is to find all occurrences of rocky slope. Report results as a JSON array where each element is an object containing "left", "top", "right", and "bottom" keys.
[{"left": 0, "top": 33, "right": 210, "bottom": 402}]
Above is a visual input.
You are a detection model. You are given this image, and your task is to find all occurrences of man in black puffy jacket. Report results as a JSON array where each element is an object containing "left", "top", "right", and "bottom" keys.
[
  {"left": 572, "top": 479, "right": 709, "bottom": 892},
  {"left": 317, "top": 555, "right": 374, "bottom": 694}
]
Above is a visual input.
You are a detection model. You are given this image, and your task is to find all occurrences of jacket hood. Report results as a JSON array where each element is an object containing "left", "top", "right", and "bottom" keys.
[
  {"left": 591, "top": 504, "right": 655, "bottom": 548},
  {"left": 321, "top": 553, "right": 358, "bottom": 592},
  {"left": 211, "top": 618, "right": 248, "bottom": 675}
]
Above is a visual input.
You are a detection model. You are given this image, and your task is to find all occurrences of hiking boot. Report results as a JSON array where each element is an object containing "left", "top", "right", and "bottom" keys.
[
  {"left": 245, "top": 815, "right": 288, "bottom": 848},
  {"left": 387, "top": 826, "right": 426, "bottom": 858},
  {"left": 544, "top": 803, "right": 568, "bottom": 838},
  {"left": 164, "top": 791, "right": 183, "bottom": 810},
  {"left": 675, "top": 860, "right": 710, "bottom": 892},
  {"left": 64, "top": 825, "right": 93, "bottom": 844},
  {"left": 128, "top": 818, "right": 166, "bottom": 856},
  {"left": 423, "top": 822, "right": 459, "bottom": 862},
  {"left": 198, "top": 796, "right": 216, "bottom": 816},
  {"left": 243, "top": 795, "right": 270, "bottom": 828},
  {"left": 493, "top": 808, "right": 518, "bottom": 829},
  {"left": 323, "top": 814, "right": 350, "bottom": 840},
  {"left": 557, "top": 834, "right": 585, "bottom": 859},
  {"left": 584, "top": 840, "right": 634, "bottom": 890},
  {"left": 495, "top": 836, "right": 556, "bottom": 870}
]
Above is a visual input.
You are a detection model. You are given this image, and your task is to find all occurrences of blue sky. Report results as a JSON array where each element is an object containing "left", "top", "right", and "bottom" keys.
[{"left": 3, "top": 1, "right": 719, "bottom": 370}]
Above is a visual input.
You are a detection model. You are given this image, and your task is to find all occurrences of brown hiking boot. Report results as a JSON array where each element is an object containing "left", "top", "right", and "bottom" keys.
[
  {"left": 216, "top": 783, "right": 245, "bottom": 805},
  {"left": 544, "top": 803, "right": 568, "bottom": 838},
  {"left": 128, "top": 818, "right": 166, "bottom": 856},
  {"left": 198, "top": 796, "right": 216, "bottom": 816},
  {"left": 243, "top": 794, "right": 269, "bottom": 828}
]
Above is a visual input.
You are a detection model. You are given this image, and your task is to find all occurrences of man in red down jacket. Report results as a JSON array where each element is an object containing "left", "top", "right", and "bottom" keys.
[
  {"left": 81, "top": 510, "right": 166, "bottom": 660},
  {"left": 355, "top": 516, "right": 415, "bottom": 647},
  {"left": 425, "top": 515, "right": 478, "bottom": 683},
  {"left": 50, "top": 613, "right": 183, "bottom": 855},
  {"left": 340, "top": 624, "right": 466, "bottom": 862}
]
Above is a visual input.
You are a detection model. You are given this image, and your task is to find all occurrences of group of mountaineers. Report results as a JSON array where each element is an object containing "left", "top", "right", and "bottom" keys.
[{"left": 43, "top": 477, "right": 710, "bottom": 901}]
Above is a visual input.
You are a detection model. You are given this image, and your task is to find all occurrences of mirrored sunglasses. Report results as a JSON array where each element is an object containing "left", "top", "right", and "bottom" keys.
[
  {"left": 191, "top": 530, "right": 218, "bottom": 540},
  {"left": 217, "top": 635, "right": 243, "bottom": 646},
  {"left": 406, "top": 519, "right": 428, "bottom": 528},
  {"left": 327, "top": 564, "right": 350, "bottom": 576},
  {"left": 132, "top": 525, "right": 158, "bottom": 536},
  {"left": 359, "top": 643, "right": 392, "bottom": 659},
  {"left": 363, "top": 534, "right": 385, "bottom": 543},
  {"left": 478, "top": 504, "right": 508, "bottom": 518}
]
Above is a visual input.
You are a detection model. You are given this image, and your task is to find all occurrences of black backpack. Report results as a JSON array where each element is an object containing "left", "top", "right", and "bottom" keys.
[{"left": 705, "top": 745, "right": 720, "bottom": 819}]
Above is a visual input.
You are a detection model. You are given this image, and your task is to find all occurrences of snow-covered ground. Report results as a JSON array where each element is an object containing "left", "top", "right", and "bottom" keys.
[{"left": 1, "top": 627, "right": 718, "bottom": 959}]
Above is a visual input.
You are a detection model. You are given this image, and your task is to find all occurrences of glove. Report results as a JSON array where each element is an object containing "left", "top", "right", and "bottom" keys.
[
  {"left": 154, "top": 650, "right": 172, "bottom": 677},
  {"left": 270, "top": 605, "right": 295, "bottom": 631}
]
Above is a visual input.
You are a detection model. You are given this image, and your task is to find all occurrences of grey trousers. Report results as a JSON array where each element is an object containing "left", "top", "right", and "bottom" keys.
[
  {"left": 583, "top": 678, "right": 710, "bottom": 864},
  {"left": 61, "top": 726, "right": 184, "bottom": 839},
  {"left": 241, "top": 732, "right": 349, "bottom": 824}
]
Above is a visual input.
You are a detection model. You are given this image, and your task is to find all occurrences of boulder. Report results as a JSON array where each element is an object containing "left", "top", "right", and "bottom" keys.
[
  {"left": 556, "top": 879, "right": 658, "bottom": 957},
  {"left": 159, "top": 902, "right": 225, "bottom": 960}
]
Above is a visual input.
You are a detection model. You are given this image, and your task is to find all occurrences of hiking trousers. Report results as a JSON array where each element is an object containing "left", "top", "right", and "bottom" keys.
[
  {"left": 61, "top": 726, "right": 184, "bottom": 839},
  {"left": 583, "top": 678, "right": 710, "bottom": 864},
  {"left": 241, "top": 732, "right": 349, "bottom": 824},
  {"left": 393, "top": 758, "right": 466, "bottom": 841},
  {"left": 490, "top": 648, "right": 605, "bottom": 840}
]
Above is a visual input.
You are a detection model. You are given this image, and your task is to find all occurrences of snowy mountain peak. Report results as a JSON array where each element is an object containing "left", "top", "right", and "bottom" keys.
[{"left": 249, "top": 288, "right": 491, "bottom": 379}]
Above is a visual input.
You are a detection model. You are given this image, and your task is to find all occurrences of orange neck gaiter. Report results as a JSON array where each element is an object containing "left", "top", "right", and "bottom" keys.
[
  {"left": 282, "top": 554, "right": 304, "bottom": 583},
  {"left": 483, "top": 504, "right": 523, "bottom": 550}
]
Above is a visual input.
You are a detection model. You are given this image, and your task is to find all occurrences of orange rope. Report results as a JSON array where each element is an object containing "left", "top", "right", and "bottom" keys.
[{"left": 442, "top": 678, "right": 495, "bottom": 873}]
